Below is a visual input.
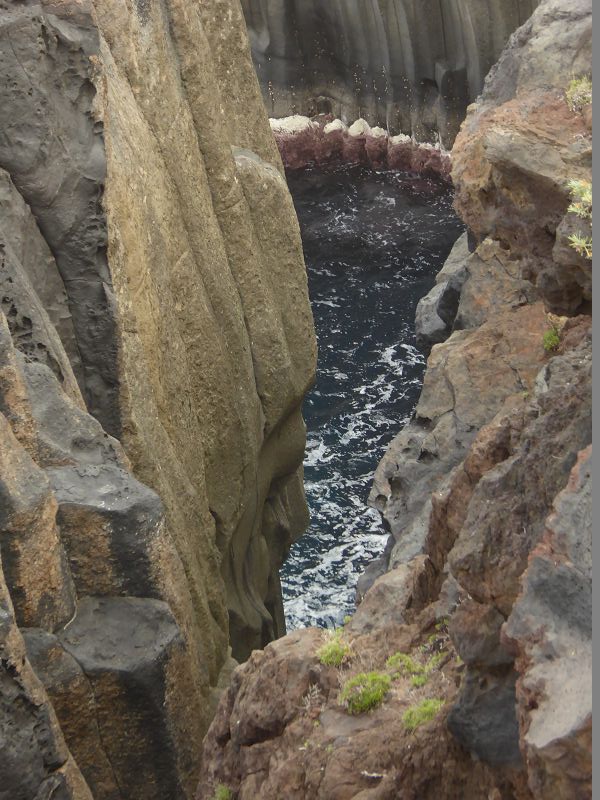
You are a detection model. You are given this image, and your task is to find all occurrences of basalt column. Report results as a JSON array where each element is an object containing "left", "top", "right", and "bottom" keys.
[
  {"left": 0, "top": 0, "right": 316, "bottom": 796},
  {"left": 242, "top": 0, "right": 540, "bottom": 147}
]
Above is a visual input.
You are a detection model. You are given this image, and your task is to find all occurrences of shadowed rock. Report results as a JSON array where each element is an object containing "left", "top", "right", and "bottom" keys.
[
  {"left": 57, "top": 596, "right": 201, "bottom": 800},
  {"left": 0, "top": 561, "right": 92, "bottom": 800},
  {"left": 242, "top": 0, "right": 539, "bottom": 148}
]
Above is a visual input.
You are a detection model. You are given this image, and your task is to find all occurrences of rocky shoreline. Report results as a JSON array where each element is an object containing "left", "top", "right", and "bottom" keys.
[
  {"left": 270, "top": 115, "right": 452, "bottom": 177},
  {"left": 199, "top": 1, "right": 592, "bottom": 797}
]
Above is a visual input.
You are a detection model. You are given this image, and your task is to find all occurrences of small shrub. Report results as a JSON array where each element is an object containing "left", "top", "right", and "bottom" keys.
[
  {"left": 567, "top": 178, "right": 592, "bottom": 259},
  {"left": 568, "top": 232, "right": 593, "bottom": 259},
  {"left": 403, "top": 698, "right": 445, "bottom": 732},
  {"left": 212, "top": 785, "right": 232, "bottom": 800},
  {"left": 302, "top": 683, "right": 324, "bottom": 713},
  {"left": 386, "top": 652, "right": 424, "bottom": 678},
  {"left": 340, "top": 671, "right": 391, "bottom": 714},
  {"left": 543, "top": 327, "right": 560, "bottom": 352},
  {"left": 426, "top": 651, "right": 447, "bottom": 672},
  {"left": 568, "top": 179, "right": 592, "bottom": 218},
  {"left": 566, "top": 75, "right": 592, "bottom": 112},
  {"left": 316, "top": 631, "right": 352, "bottom": 667},
  {"left": 411, "top": 674, "right": 429, "bottom": 688}
]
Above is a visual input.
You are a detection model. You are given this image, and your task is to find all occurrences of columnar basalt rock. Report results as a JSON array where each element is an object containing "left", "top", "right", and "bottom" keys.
[
  {"left": 200, "top": 1, "right": 592, "bottom": 796},
  {"left": 0, "top": 0, "right": 316, "bottom": 797},
  {"left": 242, "top": 0, "right": 540, "bottom": 148}
]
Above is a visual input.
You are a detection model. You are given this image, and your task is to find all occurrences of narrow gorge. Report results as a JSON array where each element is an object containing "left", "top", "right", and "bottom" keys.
[{"left": 0, "top": 1, "right": 593, "bottom": 799}]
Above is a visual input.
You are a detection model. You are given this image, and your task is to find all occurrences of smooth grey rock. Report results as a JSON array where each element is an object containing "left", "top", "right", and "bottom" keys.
[
  {"left": 58, "top": 596, "right": 193, "bottom": 800},
  {"left": 415, "top": 232, "right": 470, "bottom": 354},
  {"left": 23, "top": 628, "right": 121, "bottom": 800},
  {"left": 20, "top": 359, "right": 125, "bottom": 469},
  {"left": 0, "top": 3, "right": 119, "bottom": 434},
  {"left": 47, "top": 464, "right": 164, "bottom": 600},
  {"left": 447, "top": 666, "right": 522, "bottom": 766},
  {"left": 415, "top": 283, "right": 453, "bottom": 353}
]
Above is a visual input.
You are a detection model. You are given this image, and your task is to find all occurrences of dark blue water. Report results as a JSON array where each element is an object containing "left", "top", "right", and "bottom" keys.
[{"left": 282, "top": 163, "right": 464, "bottom": 630}]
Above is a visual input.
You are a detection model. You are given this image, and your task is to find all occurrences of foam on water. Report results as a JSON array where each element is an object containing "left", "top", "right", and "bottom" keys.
[{"left": 282, "top": 163, "right": 464, "bottom": 631}]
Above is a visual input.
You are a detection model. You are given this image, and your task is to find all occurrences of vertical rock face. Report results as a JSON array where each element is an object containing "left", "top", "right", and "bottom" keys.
[
  {"left": 0, "top": 0, "right": 316, "bottom": 797},
  {"left": 241, "top": 0, "right": 540, "bottom": 147},
  {"left": 199, "top": 1, "right": 592, "bottom": 797}
]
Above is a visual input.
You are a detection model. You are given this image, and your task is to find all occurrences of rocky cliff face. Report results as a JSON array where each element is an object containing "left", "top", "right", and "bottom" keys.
[
  {"left": 0, "top": 1, "right": 316, "bottom": 797},
  {"left": 242, "top": 0, "right": 540, "bottom": 147},
  {"left": 199, "top": 1, "right": 592, "bottom": 797}
]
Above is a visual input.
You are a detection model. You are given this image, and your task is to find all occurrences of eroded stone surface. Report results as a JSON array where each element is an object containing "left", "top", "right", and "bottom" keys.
[
  {"left": 243, "top": 0, "right": 539, "bottom": 148},
  {"left": 504, "top": 446, "right": 592, "bottom": 799},
  {"left": 0, "top": 1, "right": 317, "bottom": 794},
  {"left": 452, "top": 0, "right": 592, "bottom": 313},
  {"left": 0, "top": 560, "right": 92, "bottom": 800}
]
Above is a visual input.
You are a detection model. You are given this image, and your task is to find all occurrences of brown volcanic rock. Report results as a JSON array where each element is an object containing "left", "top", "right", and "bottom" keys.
[
  {"left": 369, "top": 301, "right": 548, "bottom": 582},
  {"left": 504, "top": 446, "right": 592, "bottom": 799},
  {"left": 452, "top": 0, "right": 592, "bottom": 313},
  {"left": 449, "top": 335, "right": 592, "bottom": 615},
  {"left": 198, "top": 621, "right": 512, "bottom": 800},
  {"left": 23, "top": 628, "right": 121, "bottom": 800}
]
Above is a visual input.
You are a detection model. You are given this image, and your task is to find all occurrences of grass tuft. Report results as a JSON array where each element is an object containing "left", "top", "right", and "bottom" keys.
[
  {"left": 385, "top": 652, "right": 425, "bottom": 678},
  {"left": 212, "top": 785, "right": 232, "bottom": 800},
  {"left": 403, "top": 698, "right": 445, "bottom": 732},
  {"left": 316, "top": 631, "right": 352, "bottom": 667},
  {"left": 543, "top": 327, "right": 561, "bottom": 353},
  {"left": 566, "top": 75, "right": 592, "bottom": 112},
  {"left": 340, "top": 671, "right": 391, "bottom": 714}
]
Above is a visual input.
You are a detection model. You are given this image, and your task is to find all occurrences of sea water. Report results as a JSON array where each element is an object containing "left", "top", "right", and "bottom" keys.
[{"left": 283, "top": 163, "right": 464, "bottom": 630}]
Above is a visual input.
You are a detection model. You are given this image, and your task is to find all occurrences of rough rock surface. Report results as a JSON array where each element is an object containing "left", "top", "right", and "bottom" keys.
[
  {"left": 200, "top": 1, "right": 592, "bottom": 796},
  {"left": 0, "top": 0, "right": 315, "bottom": 797},
  {"left": 504, "top": 445, "right": 592, "bottom": 799},
  {"left": 0, "top": 558, "right": 93, "bottom": 800},
  {"left": 452, "top": 0, "right": 593, "bottom": 313},
  {"left": 198, "top": 619, "right": 517, "bottom": 800},
  {"left": 242, "top": 0, "right": 539, "bottom": 148},
  {"left": 270, "top": 116, "right": 452, "bottom": 175}
]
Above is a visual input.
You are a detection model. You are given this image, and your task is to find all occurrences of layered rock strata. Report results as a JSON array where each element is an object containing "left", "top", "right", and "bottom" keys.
[
  {"left": 269, "top": 115, "right": 452, "bottom": 175},
  {"left": 199, "top": 0, "right": 592, "bottom": 796},
  {"left": 242, "top": 0, "right": 540, "bottom": 148},
  {"left": 0, "top": 0, "right": 316, "bottom": 797}
]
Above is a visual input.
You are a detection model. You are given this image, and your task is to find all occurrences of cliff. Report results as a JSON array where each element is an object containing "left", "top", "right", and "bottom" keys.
[
  {"left": 242, "top": 0, "right": 540, "bottom": 147},
  {"left": 0, "top": 1, "right": 316, "bottom": 798},
  {"left": 199, "top": 1, "right": 592, "bottom": 797}
]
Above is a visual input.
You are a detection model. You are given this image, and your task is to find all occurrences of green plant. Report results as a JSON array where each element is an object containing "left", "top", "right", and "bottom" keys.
[
  {"left": 340, "top": 671, "right": 391, "bottom": 714},
  {"left": 543, "top": 327, "right": 561, "bottom": 352},
  {"left": 567, "top": 179, "right": 592, "bottom": 259},
  {"left": 403, "top": 698, "right": 445, "bottom": 732},
  {"left": 566, "top": 75, "right": 592, "bottom": 112},
  {"left": 316, "top": 631, "right": 352, "bottom": 667},
  {"left": 411, "top": 674, "right": 429, "bottom": 688},
  {"left": 343, "top": 615, "right": 353, "bottom": 625},
  {"left": 426, "top": 651, "right": 447, "bottom": 672},
  {"left": 212, "top": 785, "right": 232, "bottom": 800},
  {"left": 568, "top": 179, "right": 592, "bottom": 218},
  {"left": 386, "top": 652, "right": 425, "bottom": 678}
]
